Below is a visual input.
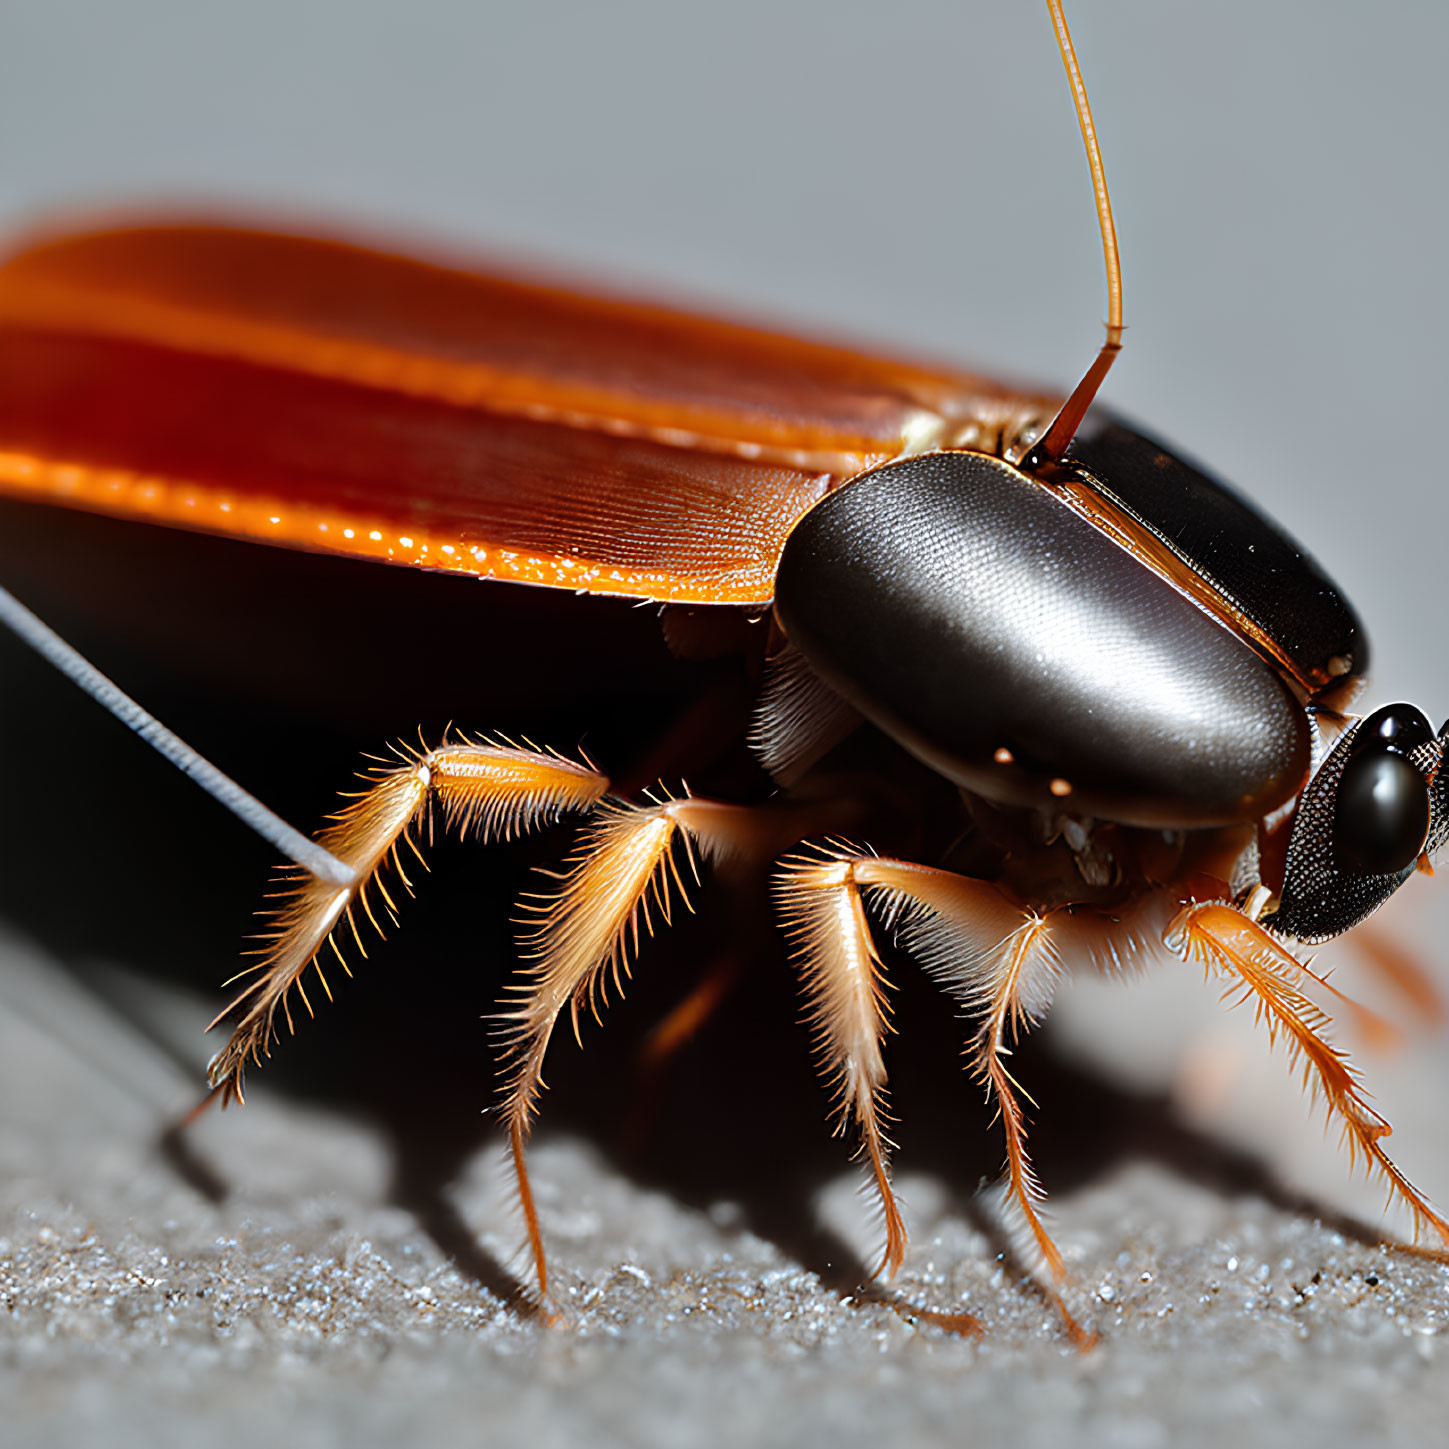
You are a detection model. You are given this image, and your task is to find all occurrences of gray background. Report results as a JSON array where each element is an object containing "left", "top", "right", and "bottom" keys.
[
  {"left": 4, "top": 0, "right": 1446, "bottom": 710},
  {"left": 3, "top": 3, "right": 1449, "bottom": 1446}
]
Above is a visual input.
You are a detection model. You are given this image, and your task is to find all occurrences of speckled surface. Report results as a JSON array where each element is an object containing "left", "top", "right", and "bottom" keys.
[{"left": 5, "top": 912, "right": 1449, "bottom": 1449}]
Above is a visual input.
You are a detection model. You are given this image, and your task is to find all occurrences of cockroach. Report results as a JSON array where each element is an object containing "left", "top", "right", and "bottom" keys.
[{"left": 0, "top": 1, "right": 1444, "bottom": 1344}]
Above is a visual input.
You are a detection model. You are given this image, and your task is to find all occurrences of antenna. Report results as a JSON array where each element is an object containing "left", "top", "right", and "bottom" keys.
[
  {"left": 0, "top": 583, "right": 356, "bottom": 887},
  {"left": 1018, "top": 0, "right": 1124, "bottom": 470}
]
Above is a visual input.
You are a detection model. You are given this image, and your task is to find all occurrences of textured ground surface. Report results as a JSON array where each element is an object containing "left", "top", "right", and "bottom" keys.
[{"left": 5, "top": 902, "right": 1449, "bottom": 1449}]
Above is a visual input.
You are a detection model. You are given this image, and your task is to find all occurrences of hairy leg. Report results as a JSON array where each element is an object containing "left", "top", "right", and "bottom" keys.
[
  {"left": 206, "top": 736, "right": 609, "bottom": 1102},
  {"left": 498, "top": 794, "right": 782, "bottom": 1298},
  {"left": 1168, "top": 899, "right": 1449, "bottom": 1250},
  {"left": 776, "top": 847, "right": 1092, "bottom": 1343}
]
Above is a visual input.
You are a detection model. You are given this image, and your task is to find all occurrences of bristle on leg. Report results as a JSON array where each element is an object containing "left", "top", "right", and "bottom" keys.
[
  {"left": 1169, "top": 900, "right": 1449, "bottom": 1250},
  {"left": 498, "top": 794, "right": 755, "bottom": 1297},
  {"left": 859, "top": 864, "right": 1066, "bottom": 1276},
  {"left": 775, "top": 848, "right": 906, "bottom": 1280},
  {"left": 206, "top": 736, "right": 609, "bottom": 1104},
  {"left": 774, "top": 850, "right": 1097, "bottom": 1340}
]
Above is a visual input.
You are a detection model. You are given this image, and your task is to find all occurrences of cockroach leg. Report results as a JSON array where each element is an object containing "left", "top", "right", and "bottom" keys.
[
  {"left": 637, "top": 949, "right": 746, "bottom": 1074},
  {"left": 776, "top": 847, "right": 1093, "bottom": 1343},
  {"left": 884, "top": 1302, "right": 986, "bottom": 1339},
  {"left": 204, "top": 736, "right": 609, "bottom": 1105},
  {"left": 617, "top": 948, "right": 747, "bottom": 1159},
  {"left": 498, "top": 794, "right": 762, "bottom": 1300},
  {"left": 749, "top": 643, "right": 863, "bottom": 786},
  {"left": 1344, "top": 916, "right": 1447, "bottom": 1028},
  {"left": 774, "top": 849, "right": 905, "bottom": 1281},
  {"left": 865, "top": 857, "right": 1094, "bottom": 1342},
  {"left": 1168, "top": 900, "right": 1449, "bottom": 1250}
]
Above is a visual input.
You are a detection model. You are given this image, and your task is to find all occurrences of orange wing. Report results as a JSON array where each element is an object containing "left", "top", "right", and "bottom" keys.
[{"left": 0, "top": 221, "right": 1050, "bottom": 604}]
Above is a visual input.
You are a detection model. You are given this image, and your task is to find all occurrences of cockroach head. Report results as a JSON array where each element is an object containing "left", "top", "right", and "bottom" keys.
[{"left": 1266, "top": 704, "right": 1449, "bottom": 942}]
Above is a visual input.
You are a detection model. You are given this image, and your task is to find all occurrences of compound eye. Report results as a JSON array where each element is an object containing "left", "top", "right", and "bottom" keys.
[
  {"left": 1334, "top": 748, "right": 1431, "bottom": 875},
  {"left": 1349, "top": 703, "right": 1435, "bottom": 759}
]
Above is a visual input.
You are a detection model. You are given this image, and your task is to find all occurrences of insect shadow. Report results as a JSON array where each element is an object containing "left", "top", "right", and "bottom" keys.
[{"left": 0, "top": 500, "right": 1388, "bottom": 1310}]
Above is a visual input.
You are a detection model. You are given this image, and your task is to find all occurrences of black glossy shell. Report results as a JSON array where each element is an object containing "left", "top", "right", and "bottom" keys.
[
  {"left": 1333, "top": 751, "right": 1430, "bottom": 875},
  {"left": 1268, "top": 716, "right": 1449, "bottom": 943},
  {"left": 1065, "top": 414, "right": 1367, "bottom": 688},
  {"left": 774, "top": 451, "right": 1310, "bottom": 829}
]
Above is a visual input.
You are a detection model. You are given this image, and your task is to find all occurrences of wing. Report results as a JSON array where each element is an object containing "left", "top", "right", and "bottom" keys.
[{"left": 0, "top": 221, "right": 1050, "bottom": 604}]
